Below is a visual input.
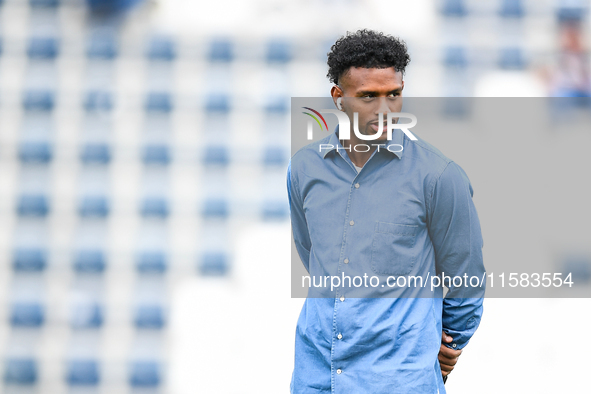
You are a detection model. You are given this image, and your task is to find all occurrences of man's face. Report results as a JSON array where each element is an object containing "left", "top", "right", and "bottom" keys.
[{"left": 334, "top": 67, "right": 404, "bottom": 142}]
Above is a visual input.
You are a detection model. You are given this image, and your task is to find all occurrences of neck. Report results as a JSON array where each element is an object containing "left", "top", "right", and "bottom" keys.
[{"left": 340, "top": 137, "right": 376, "bottom": 167}]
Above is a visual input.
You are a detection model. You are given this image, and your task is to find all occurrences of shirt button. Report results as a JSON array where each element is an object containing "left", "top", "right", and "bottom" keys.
[
  {"left": 452, "top": 343, "right": 457, "bottom": 348},
  {"left": 340, "top": 296, "right": 345, "bottom": 302},
  {"left": 344, "top": 258, "right": 349, "bottom": 264},
  {"left": 336, "top": 369, "right": 342, "bottom": 375},
  {"left": 349, "top": 220, "right": 354, "bottom": 226},
  {"left": 354, "top": 183, "right": 360, "bottom": 189},
  {"left": 337, "top": 333, "right": 343, "bottom": 340}
]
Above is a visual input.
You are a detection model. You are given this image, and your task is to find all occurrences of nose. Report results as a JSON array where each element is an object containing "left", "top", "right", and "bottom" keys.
[{"left": 375, "top": 97, "right": 391, "bottom": 116}]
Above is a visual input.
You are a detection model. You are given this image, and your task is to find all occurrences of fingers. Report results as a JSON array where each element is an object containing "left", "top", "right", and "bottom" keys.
[
  {"left": 439, "top": 342, "right": 462, "bottom": 376},
  {"left": 439, "top": 344, "right": 462, "bottom": 359},
  {"left": 441, "top": 331, "right": 453, "bottom": 343}
]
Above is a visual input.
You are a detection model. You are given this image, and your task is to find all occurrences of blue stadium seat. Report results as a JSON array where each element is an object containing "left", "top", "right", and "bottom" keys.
[
  {"left": 266, "top": 39, "right": 292, "bottom": 63},
  {"left": 13, "top": 248, "right": 47, "bottom": 272},
  {"left": 27, "top": 37, "right": 59, "bottom": 59},
  {"left": 443, "top": 46, "right": 467, "bottom": 69},
  {"left": 4, "top": 358, "right": 37, "bottom": 385},
  {"left": 199, "top": 252, "right": 229, "bottom": 276},
  {"left": 142, "top": 144, "right": 171, "bottom": 165},
  {"left": 202, "top": 198, "right": 229, "bottom": 219},
  {"left": 23, "top": 90, "right": 55, "bottom": 111},
  {"left": 71, "top": 303, "right": 104, "bottom": 329},
  {"left": 262, "top": 200, "right": 289, "bottom": 220},
  {"left": 87, "top": 0, "right": 143, "bottom": 14},
  {"left": 498, "top": 47, "right": 525, "bottom": 70},
  {"left": 263, "top": 146, "right": 287, "bottom": 166},
  {"left": 30, "top": 0, "right": 59, "bottom": 7},
  {"left": 208, "top": 38, "right": 233, "bottom": 62},
  {"left": 136, "top": 251, "right": 168, "bottom": 274},
  {"left": 10, "top": 302, "right": 45, "bottom": 327},
  {"left": 203, "top": 146, "right": 229, "bottom": 166},
  {"left": 74, "top": 250, "right": 106, "bottom": 273},
  {"left": 134, "top": 305, "right": 165, "bottom": 329},
  {"left": 80, "top": 143, "right": 112, "bottom": 164},
  {"left": 144, "top": 92, "right": 173, "bottom": 113},
  {"left": 556, "top": 5, "right": 587, "bottom": 23},
  {"left": 562, "top": 256, "right": 591, "bottom": 284},
  {"left": 84, "top": 90, "right": 113, "bottom": 111},
  {"left": 146, "top": 36, "right": 176, "bottom": 61},
  {"left": 19, "top": 141, "right": 53, "bottom": 163},
  {"left": 67, "top": 359, "right": 99, "bottom": 386},
  {"left": 264, "top": 96, "right": 289, "bottom": 114},
  {"left": 86, "top": 33, "right": 118, "bottom": 59},
  {"left": 78, "top": 196, "right": 110, "bottom": 218},
  {"left": 441, "top": 0, "right": 467, "bottom": 16},
  {"left": 499, "top": 0, "right": 524, "bottom": 18},
  {"left": 129, "top": 360, "right": 161, "bottom": 387},
  {"left": 205, "top": 93, "right": 231, "bottom": 113},
  {"left": 17, "top": 194, "right": 50, "bottom": 217},
  {"left": 140, "top": 197, "right": 170, "bottom": 218}
]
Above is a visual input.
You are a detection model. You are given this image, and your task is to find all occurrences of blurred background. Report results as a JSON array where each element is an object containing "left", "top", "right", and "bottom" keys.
[{"left": 0, "top": 0, "right": 590, "bottom": 393}]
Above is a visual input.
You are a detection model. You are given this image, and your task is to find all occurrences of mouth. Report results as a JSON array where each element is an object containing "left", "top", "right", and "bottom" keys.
[{"left": 369, "top": 122, "right": 387, "bottom": 133}]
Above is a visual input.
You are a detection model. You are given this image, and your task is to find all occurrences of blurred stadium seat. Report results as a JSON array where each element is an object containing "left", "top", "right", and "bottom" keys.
[
  {"left": 199, "top": 251, "right": 229, "bottom": 276},
  {"left": 498, "top": 47, "right": 526, "bottom": 69},
  {"left": 208, "top": 38, "right": 234, "bottom": 62},
  {"left": 140, "top": 197, "right": 170, "bottom": 218},
  {"left": 71, "top": 302, "right": 104, "bottom": 329},
  {"left": 266, "top": 39, "right": 293, "bottom": 63},
  {"left": 3, "top": 358, "right": 38, "bottom": 385},
  {"left": 86, "top": 32, "right": 118, "bottom": 59},
  {"left": 10, "top": 302, "right": 45, "bottom": 327},
  {"left": 205, "top": 93, "right": 231, "bottom": 113},
  {"left": 80, "top": 143, "right": 112, "bottom": 164},
  {"left": 13, "top": 248, "right": 47, "bottom": 272},
  {"left": 146, "top": 36, "right": 176, "bottom": 61},
  {"left": 136, "top": 250, "right": 168, "bottom": 274},
  {"left": 27, "top": 37, "right": 59, "bottom": 59},
  {"left": 23, "top": 90, "right": 56, "bottom": 111},
  {"left": 499, "top": 0, "right": 524, "bottom": 18},
  {"left": 84, "top": 90, "right": 114, "bottom": 112},
  {"left": 17, "top": 194, "right": 50, "bottom": 217},
  {"left": 74, "top": 249, "right": 107, "bottom": 273},
  {"left": 142, "top": 144, "right": 171, "bottom": 165},
  {"left": 145, "top": 92, "right": 173, "bottom": 113},
  {"left": 78, "top": 195, "right": 110, "bottom": 217},
  {"left": 19, "top": 141, "right": 53, "bottom": 163},
  {"left": 66, "top": 359, "right": 100, "bottom": 386},
  {"left": 441, "top": 0, "right": 466, "bottom": 17},
  {"left": 134, "top": 304, "right": 165, "bottom": 329}
]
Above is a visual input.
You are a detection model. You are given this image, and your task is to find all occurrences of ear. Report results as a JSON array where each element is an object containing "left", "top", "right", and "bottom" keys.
[{"left": 331, "top": 85, "right": 343, "bottom": 109}]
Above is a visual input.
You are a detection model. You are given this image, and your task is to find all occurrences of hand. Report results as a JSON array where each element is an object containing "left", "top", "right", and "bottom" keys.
[{"left": 439, "top": 331, "right": 462, "bottom": 377}]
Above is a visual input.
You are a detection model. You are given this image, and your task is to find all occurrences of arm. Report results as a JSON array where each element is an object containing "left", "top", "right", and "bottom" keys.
[
  {"left": 427, "top": 162, "right": 485, "bottom": 373},
  {"left": 287, "top": 160, "right": 312, "bottom": 273}
]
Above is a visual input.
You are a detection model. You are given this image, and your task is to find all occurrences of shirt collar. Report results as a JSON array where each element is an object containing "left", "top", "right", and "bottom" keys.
[{"left": 322, "top": 125, "right": 405, "bottom": 159}]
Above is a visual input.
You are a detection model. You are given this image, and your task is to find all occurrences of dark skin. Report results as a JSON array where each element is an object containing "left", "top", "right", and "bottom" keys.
[{"left": 331, "top": 67, "right": 463, "bottom": 378}]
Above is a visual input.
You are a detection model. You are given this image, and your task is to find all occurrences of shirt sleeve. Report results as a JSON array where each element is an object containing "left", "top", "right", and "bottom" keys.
[
  {"left": 288, "top": 159, "right": 312, "bottom": 273},
  {"left": 427, "top": 161, "right": 485, "bottom": 350}
]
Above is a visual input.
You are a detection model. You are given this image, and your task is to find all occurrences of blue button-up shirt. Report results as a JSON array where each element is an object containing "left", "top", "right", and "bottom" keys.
[{"left": 288, "top": 128, "right": 485, "bottom": 393}]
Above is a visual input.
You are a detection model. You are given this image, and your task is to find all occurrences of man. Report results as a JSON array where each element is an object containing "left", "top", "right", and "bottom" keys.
[{"left": 288, "top": 29, "right": 485, "bottom": 393}]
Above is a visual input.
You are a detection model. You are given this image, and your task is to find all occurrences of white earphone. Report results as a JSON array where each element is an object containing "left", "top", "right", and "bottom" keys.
[{"left": 336, "top": 97, "right": 343, "bottom": 110}]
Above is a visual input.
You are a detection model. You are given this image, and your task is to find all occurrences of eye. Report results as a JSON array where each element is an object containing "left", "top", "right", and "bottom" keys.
[{"left": 361, "top": 94, "right": 375, "bottom": 101}]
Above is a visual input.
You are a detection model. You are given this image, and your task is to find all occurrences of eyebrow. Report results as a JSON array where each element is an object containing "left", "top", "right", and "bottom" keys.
[{"left": 355, "top": 88, "right": 403, "bottom": 96}]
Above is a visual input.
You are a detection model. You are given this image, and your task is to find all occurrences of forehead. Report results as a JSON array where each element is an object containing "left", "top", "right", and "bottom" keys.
[{"left": 340, "top": 67, "right": 403, "bottom": 93}]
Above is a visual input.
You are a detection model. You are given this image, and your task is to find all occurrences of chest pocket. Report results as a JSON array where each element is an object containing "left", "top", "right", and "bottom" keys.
[{"left": 370, "top": 222, "right": 418, "bottom": 276}]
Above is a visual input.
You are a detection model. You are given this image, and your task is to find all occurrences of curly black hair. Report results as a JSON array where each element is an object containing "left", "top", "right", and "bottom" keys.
[{"left": 327, "top": 29, "right": 411, "bottom": 85}]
